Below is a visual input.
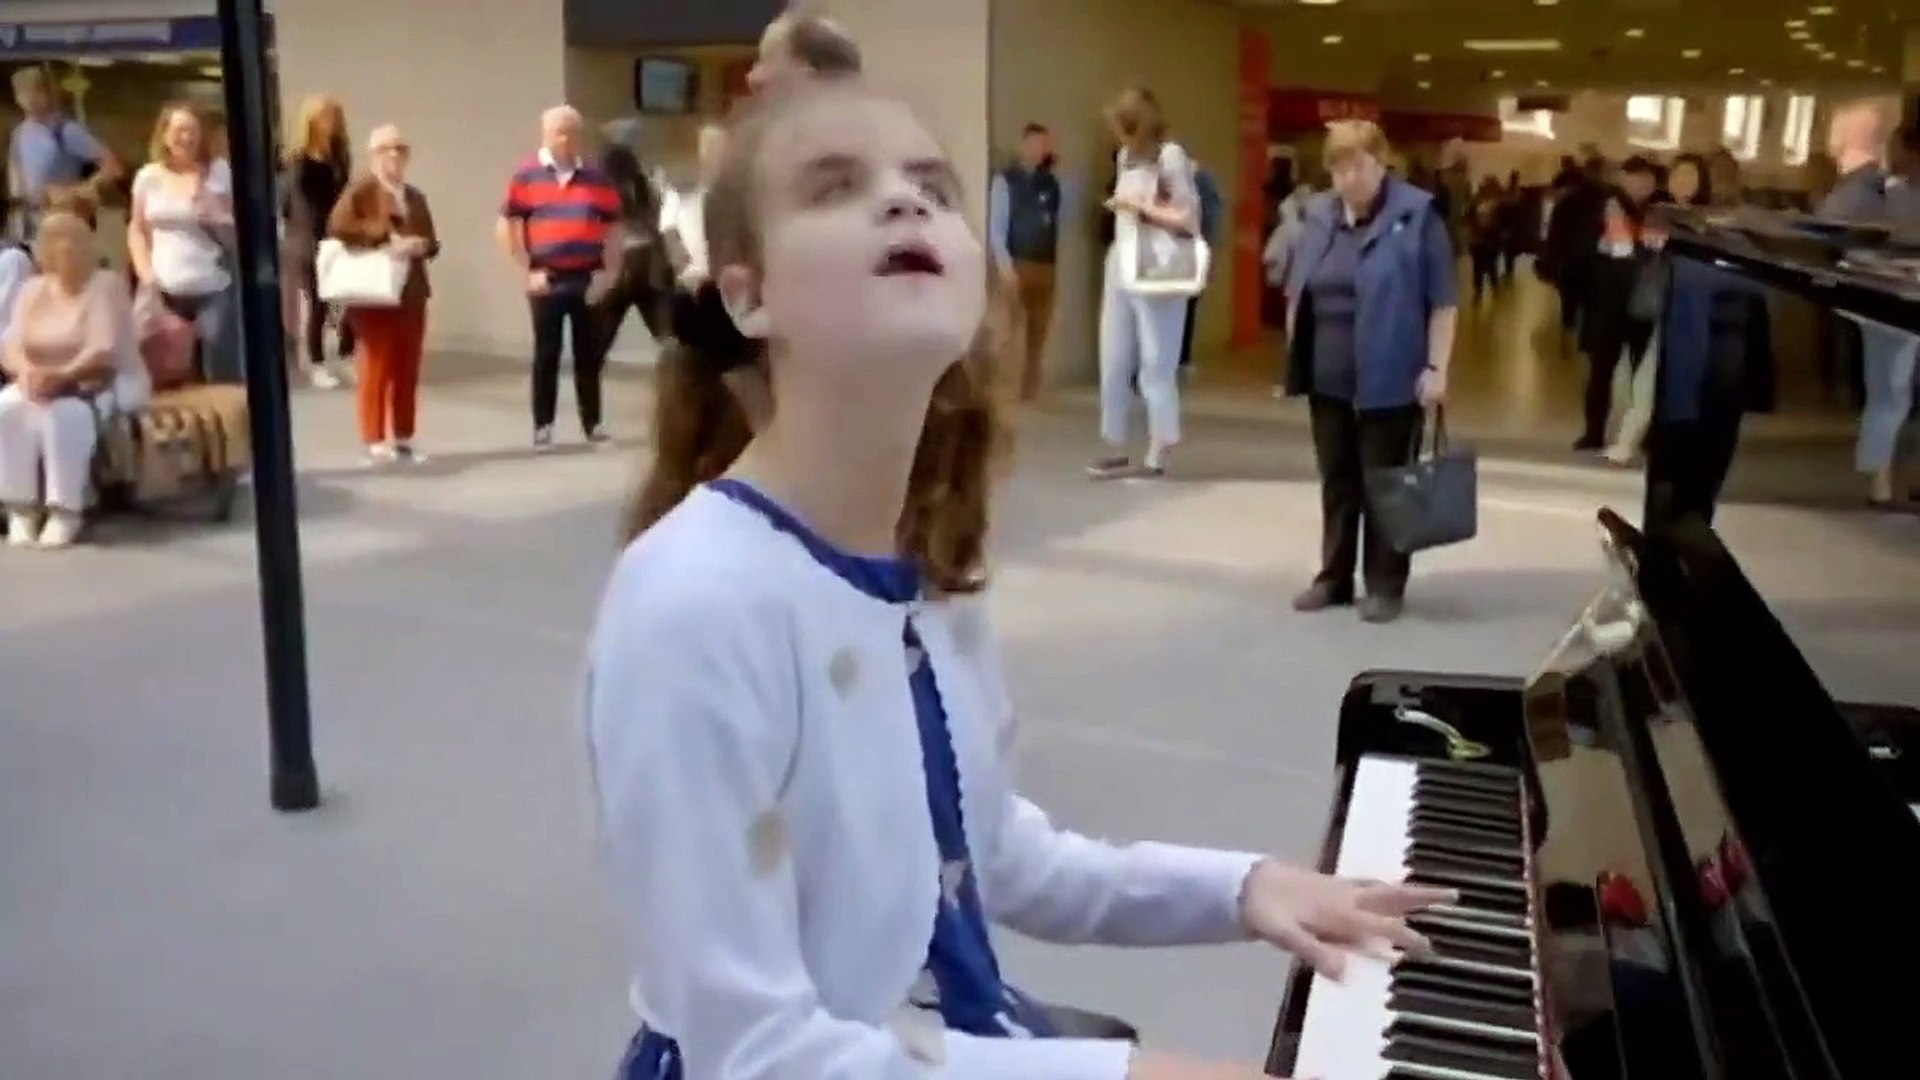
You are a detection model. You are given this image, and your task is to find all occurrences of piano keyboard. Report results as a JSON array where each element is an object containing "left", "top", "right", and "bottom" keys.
[{"left": 1291, "top": 756, "right": 1544, "bottom": 1080}]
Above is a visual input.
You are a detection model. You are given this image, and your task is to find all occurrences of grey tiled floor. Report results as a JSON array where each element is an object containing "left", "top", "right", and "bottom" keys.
[{"left": 2, "top": 364, "right": 1915, "bottom": 1078}]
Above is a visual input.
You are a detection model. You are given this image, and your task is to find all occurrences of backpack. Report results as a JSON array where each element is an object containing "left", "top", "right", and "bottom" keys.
[{"left": 1194, "top": 167, "right": 1223, "bottom": 245}]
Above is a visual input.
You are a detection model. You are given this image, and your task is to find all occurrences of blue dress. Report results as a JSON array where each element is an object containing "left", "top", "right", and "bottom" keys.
[{"left": 616, "top": 479, "right": 1056, "bottom": 1079}]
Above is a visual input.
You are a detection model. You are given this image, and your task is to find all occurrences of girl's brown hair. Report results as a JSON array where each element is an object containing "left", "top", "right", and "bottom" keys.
[
  {"left": 149, "top": 102, "right": 214, "bottom": 167},
  {"left": 622, "top": 82, "right": 1006, "bottom": 595},
  {"left": 1105, "top": 87, "right": 1167, "bottom": 158},
  {"left": 289, "top": 93, "right": 350, "bottom": 170}
]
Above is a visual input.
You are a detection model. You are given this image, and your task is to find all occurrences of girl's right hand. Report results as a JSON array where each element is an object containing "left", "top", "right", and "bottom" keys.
[{"left": 1126, "top": 1050, "right": 1285, "bottom": 1080}]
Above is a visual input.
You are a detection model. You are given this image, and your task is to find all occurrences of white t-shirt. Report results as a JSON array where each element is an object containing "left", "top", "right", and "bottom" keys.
[
  {"left": 659, "top": 186, "right": 707, "bottom": 278},
  {"left": 133, "top": 158, "right": 232, "bottom": 296}
]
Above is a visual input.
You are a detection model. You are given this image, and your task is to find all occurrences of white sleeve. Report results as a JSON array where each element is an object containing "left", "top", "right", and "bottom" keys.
[
  {"left": 658, "top": 187, "right": 681, "bottom": 234},
  {"left": 966, "top": 607, "right": 1263, "bottom": 947},
  {"left": 1158, "top": 143, "right": 1199, "bottom": 213},
  {"left": 587, "top": 577, "right": 1133, "bottom": 1080}
]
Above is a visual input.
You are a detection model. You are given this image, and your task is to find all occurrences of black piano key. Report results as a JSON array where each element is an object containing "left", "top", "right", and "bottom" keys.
[
  {"left": 1411, "top": 790, "right": 1519, "bottom": 822},
  {"left": 1414, "top": 764, "right": 1519, "bottom": 794},
  {"left": 1417, "top": 927, "right": 1532, "bottom": 969},
  {"left": 1395, "top": 952, "right": 1534, "bottom": 989},
  {"left": 1426, "top": 902, "right": 1529, "bottom": 930},
  {"left": 1409, "top": 834, "right": 1526, "bottom": 863},
  {"left": 1415, "top": 758, "right": 1519, "bottom": 781},
  {"left": 1407, "top": 875, "right": 1530, "bottom": 915},
  {"left": 1384, "top": 1027, "right": 1540, "bottom": 1080},
  {"left": 1409, "top": 912, "right": 1533, "bottom": 945},
  {"left": 1413, "top": 777, "right": 1518, "bottom": 804},
  {"left": 1409, "top": 802, "right": 1520, "bottom": 830},
  {"left": 1408, "top": 820, "right": 1525, "bottom": 853},
  {"left": 1394, "top": 964, "right": 1536, "bottom": 1009},
  {"left": 1405, "top": 864, "right": 1528, "bottom": 897},
  {"left": 1407, "top": 845, "right": 1522, "bottom": 877},
  {"left": 1389, "top": 987, "right": 1538, "bottom": 1034}
]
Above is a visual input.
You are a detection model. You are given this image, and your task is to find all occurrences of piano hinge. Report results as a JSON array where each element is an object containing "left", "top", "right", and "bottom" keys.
[{"left": 1394, "top": 705, "right": 1492, "bottom": 761}]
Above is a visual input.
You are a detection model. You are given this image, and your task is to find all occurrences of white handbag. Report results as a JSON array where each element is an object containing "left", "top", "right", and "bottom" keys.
[
  {"left": 1113, "top": 150, "right": 1211, "bottom": 298},
  {"left": 315, "top": 238, "right": 406, "bottom": 307}
]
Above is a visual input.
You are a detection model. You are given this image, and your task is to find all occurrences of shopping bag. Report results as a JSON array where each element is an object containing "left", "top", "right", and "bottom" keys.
[{"left": 1365, "top": 407, "right": 1478, "bottom": 555}]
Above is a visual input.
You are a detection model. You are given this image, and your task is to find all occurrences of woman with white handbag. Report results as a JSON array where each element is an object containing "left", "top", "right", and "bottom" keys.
[
  {"left": 324, "top": 124, "right": 439, "bottom": 465},
  {"left": 1088, "top": 87, "right": 1204, "bottom": 481}
]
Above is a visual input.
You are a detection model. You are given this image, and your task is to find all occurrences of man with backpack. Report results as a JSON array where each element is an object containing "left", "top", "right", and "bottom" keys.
[{"left": 6, "top": 67, "right": 120, "bottom": 244}]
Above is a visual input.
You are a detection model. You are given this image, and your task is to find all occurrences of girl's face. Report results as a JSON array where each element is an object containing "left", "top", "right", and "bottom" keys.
[
  {"left": 164, "top": 110, "right": 202, "bottom": 163},
  {"left": 732, "top": 94, "right": 984, "bottom": 398},
  {"left": 1670, "top": 162, "right": 1702, "bottom": 204}
]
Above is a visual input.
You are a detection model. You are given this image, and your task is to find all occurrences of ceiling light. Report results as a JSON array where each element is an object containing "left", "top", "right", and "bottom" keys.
[
  {"left": 1871, "top": 65, "right": 1885, "bottom": 74},
  {"left": 1417, "top": 80, "right": 1432, "bottom": 89},
  {"left": 1535, "top": 0, "right": 1558, "bottom": 5},
  {"left": 1820, "top": 52, "right": 1838, "bottom": 61},
  {"left": 1785, "top": 17, "right": 1806, "bottom": 26},
  {"left": 1413, "top": 52, "right": 1432, "bottom": 62},
  {"left": 1681, "top": 48, "right": 1702, "bottom": 58},
  {"left": 1803, "top": 41, "right": 1823, "bottom": 50},
  {"left": 1845, "top": 58, "right": 1865, "bottom": 67},
  {"left": 1297, "top": 0, "right": 1342, "bottom": 4},
  {"left": 1728, "top": 67, "right": 1745, "bottom": 75},
  {"left": 1624, "top": 27, "right": 1645, "bottom": 38},
  {"left": 1463, "top": 38, "right": 1562, "bottom": 52},
  {"left": 1490, "top": 69, "right": 1506, "bottom": 78},
  {"left": 1759, "top": 78, "right": 1774, "bottom": 86},
  {"left": 1321, "top": 34, "right": 1343, "bottom": 44},
  {"left": 1535, "top": 80, "right": 1550, "bottom": 87},
  {"left": 1790, "top": 29, "right": 1811, "bottom": 39},
  {"left": 1808, "top": 4, "right": 1835, "bottom": 14}
]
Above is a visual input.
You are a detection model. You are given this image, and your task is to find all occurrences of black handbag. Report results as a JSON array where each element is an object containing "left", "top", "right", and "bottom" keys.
[{"left": 1365, "top": 407, "right": 1478, "bottom": 555}]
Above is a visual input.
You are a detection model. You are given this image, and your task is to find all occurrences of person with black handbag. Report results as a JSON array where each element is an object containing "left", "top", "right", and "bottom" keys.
[{"left": 1282, "top": 121, "right": 1459, "bottom": 624}]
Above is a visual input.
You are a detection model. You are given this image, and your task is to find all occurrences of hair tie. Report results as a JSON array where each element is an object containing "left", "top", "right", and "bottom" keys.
[{"left": 670, "top": 281, "right": 756, "bottom": 374}]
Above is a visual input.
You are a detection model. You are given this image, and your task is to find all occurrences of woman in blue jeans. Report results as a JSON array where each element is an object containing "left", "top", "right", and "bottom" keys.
[
  {"left": 1088, "top": 87, "right": 1195, "bottom": 481},
  {"left": 1858, "top": 325, "right": 1918, "bottom": 508}
]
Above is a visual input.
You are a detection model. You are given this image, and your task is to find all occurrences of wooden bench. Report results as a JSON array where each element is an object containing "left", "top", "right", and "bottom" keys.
[{"left": 93, "top": 382, "right": 250, "bottom": 523}]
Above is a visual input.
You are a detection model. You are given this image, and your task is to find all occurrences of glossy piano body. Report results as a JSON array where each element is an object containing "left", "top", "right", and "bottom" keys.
[{"left": 1267, "top": 511, "right": 1920, "bottom": 1080}]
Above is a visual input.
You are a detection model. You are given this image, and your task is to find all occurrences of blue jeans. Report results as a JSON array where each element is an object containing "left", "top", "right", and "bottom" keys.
[
  {"left": 1855, "top": 323, "right": 1919, "bottom": 473},
  {"left": 1098, "top": 265, "right": 1188, "bottom": 448}
]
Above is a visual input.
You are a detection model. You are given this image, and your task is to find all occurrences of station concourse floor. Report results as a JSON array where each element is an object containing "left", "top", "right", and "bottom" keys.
[{"left": 2, "top": 278, "right": 1916, "bottom": 1078}]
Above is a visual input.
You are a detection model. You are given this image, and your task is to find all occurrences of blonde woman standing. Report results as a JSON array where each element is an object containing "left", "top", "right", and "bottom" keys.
[
  {"left": 281, "top": 93, "right": 354, "bottom": 389},
  {"left": 1089, "top": 88, "right": 1197, "bottom": 481}
]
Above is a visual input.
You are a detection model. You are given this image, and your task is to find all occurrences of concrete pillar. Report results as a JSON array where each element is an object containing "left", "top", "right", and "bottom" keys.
[
  {"left": 816, "top": 0, "right": 992, "bottom": 228},
  {"left": 274, "top": 0, "right": 567, "bottom": 359}
]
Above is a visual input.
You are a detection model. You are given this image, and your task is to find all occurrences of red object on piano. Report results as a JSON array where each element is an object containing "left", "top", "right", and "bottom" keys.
[
  {"left": 1597, "top": 870, "right": 1649, "bottom": 927},
  {"left": 1698, "top": 856, "right": 1730, "bottom": 910},
  {"left": 1719, "top": 833, "right": 1751, "bottom": 894}
]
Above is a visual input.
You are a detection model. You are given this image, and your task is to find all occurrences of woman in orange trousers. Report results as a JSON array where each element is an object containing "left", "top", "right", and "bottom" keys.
[{"left": 326, "top": 123, "right": 439, "bottom": 464}]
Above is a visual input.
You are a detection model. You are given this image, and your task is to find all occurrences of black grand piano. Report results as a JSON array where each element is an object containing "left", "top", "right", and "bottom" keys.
[{"left": 1265, "top": 212, "right": 1920, "bottom": 1080}]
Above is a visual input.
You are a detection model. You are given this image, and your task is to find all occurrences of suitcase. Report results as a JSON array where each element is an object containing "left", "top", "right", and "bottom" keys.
[{"left": 98, "top": 384, "right": 249, "bottom": 515}]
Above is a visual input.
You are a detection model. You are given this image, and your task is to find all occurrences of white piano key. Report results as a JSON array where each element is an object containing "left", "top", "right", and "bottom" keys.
[
  {"left": 1291, "top": 954, "right": 1395, "bottom": 1080},
  {"left": 1337, "top": 757, "right": 1417, "bottom": 884}
]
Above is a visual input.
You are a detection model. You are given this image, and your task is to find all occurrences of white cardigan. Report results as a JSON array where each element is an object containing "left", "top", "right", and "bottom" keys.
[{"left": 585, "top": 487, "right": 1264, "bottom": 1080}]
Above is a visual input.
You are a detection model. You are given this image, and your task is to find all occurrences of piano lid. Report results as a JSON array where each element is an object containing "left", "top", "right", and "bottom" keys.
[
  {"left": 1656, "top": 204, "right": 1920, "bottom": 334},
  {"left": 1575, "top": 509, "right": 1920, "bottom": 1079}
]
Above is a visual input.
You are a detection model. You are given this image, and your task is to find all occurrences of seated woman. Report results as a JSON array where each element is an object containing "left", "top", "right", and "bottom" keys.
[{"left": 0, "top": 211, "right": 148, "bottom": 548}]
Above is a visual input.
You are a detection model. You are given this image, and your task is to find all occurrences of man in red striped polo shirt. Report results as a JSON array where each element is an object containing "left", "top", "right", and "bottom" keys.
[{"left": 497, "top": 105, "right": 623, "bottom": 450}]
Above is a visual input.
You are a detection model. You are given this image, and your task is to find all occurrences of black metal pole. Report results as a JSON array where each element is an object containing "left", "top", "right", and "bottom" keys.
[{"left": 217, "top": 0, "right": 320, "bottom": 812}]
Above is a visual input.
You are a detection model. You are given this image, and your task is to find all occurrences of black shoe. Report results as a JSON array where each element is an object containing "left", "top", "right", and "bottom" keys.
[
  {"left": 1292, "top": 581, "right": 1355, "bottom": 612},
  {"left": 1086, "top": 456, "right": 1133, "bottom": 480},
  {"left": 1359, "top": 594, "right": 1405, "bottom": 623},
  {"left": 1572, "top": 436, "right": 1603, "bottom": 452}
]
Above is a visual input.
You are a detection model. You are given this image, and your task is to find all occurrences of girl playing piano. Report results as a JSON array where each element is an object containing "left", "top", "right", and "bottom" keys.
[{"left": 584, "top": 79, "right": 1449, "bottom": 1080}]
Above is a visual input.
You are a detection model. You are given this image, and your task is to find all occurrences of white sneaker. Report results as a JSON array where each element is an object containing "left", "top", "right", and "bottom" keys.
[
  {"left": 309, "top": 365, "right": 342, "bottom": 390},
  {"left": 392, "top": 441, "right": 427, "bottom": 464},
  {"left": 37, "top": 509, "right": 81, "bottom": 548},
  {"left": 6, "top": 509, "right": 40, "bottom": 547},
  {"left": 364, "top": 442, "right": 396, "bottom": 466}
]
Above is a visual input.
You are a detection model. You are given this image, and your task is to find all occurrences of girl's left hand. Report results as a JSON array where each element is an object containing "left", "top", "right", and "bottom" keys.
[{"left": 1239, "top": 859, "right": 1456, "bottom": 981}]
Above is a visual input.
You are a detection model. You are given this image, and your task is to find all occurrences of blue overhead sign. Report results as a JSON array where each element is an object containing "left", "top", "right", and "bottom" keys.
[{"left": 0, "top": 16, "right": 268, "bottom": 57}]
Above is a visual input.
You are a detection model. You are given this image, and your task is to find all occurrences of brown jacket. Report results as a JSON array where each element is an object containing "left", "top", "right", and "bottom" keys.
[{"left": 326, "top": 173, "right": 438, "bottom": 307}]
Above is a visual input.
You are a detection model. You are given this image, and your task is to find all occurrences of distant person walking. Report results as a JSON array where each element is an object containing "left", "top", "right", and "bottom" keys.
[
  {"left": 497, "top": 105, "right": 622, "bottom": 451},
  {"left": 593, "top": 118, "right": 672, "bottom": 360}
]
